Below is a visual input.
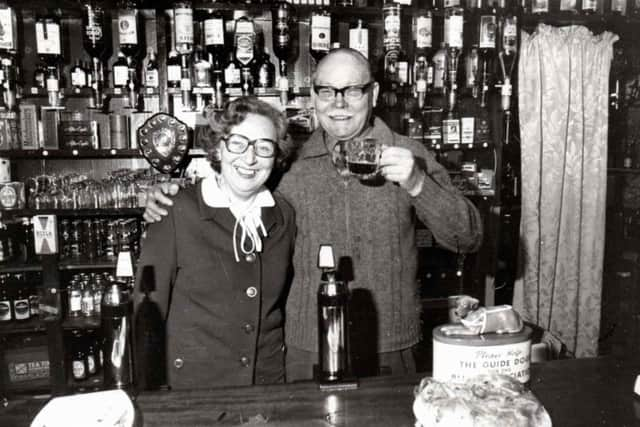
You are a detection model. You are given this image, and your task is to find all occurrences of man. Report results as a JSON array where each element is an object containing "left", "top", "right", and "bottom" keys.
[{"left": 143, "top": 49, "right": 483, "bottom": 381}]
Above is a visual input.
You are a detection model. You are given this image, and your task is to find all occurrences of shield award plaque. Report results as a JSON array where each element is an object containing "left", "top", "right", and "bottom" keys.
[{"left": 137, "top": 113, "right": 190, "bottom": 174}]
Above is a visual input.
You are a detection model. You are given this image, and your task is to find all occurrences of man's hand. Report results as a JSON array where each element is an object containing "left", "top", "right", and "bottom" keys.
[
  {"left": 143, "top": 182, "right": 180, "bottom": 223},
  {"left": 379, "top": 146, "right": 425, "bottom": 197}
]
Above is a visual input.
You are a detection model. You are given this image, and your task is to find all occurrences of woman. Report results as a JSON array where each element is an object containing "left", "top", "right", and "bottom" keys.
[{"left": 135, "top": 97, "right": 297, "bottom": 390}]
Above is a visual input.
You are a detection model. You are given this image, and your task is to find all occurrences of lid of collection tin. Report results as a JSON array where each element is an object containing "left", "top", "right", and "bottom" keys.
[{"left": 433, "top": 325, "right": 532, "bottom": 346}]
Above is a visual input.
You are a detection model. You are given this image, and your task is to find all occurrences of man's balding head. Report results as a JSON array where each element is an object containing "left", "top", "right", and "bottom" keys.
[{"left": 311, "top": 48, "right": 379, "bottom": 141}]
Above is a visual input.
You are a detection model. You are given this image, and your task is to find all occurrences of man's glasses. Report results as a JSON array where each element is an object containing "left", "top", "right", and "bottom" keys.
[
  {"left": 312, "top": 82, "right": 374, "bottom": 102},
  {"left": 222, "top": 134, "right": 277, "bottom": 158}
]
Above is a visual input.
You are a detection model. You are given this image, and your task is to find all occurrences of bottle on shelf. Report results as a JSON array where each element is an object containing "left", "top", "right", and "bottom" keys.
[
  {"left": 310, "top": 8, "right": 332, "bottom": 67},
  {"left": 272, "top": 1, "right": 293, "bottom": 105},
  {"left": 412, "top": 9, "right": 433, "bottom": 108},
  {"left": 255, "top": 47, "right": 275, "bottom": 95},
  {"left": 70, "top": 60, "right": 89, "bottom": 94},
  {"left": 36, "top": 12, "right": 63, "bottom": 106},
  {"left": 71, "top": 330, "right": 88, "bottom": 382},
  {"left": 444, "top": 6, "right": 464, "bottom": 113},
  {"left": 234, "top": 15, "right": 256, "bottom": 97},
  {"left": 68, "top": 278, "right": 83, "bottom": 319},
  {"left": 174, "top": 0, "right": 194, "bottom": 111},
  {"left": 144, "top": 47, "right": 159, "bottom": 91},
  {"left": 202, "top": 7, "right": 226, "bottom": 108},
  {"left": 0, "top": 274, "right": 11, "bottom": 323},
  {"left": 166, "top": 11, "right": 182, "bottom": 91},
  {"left": 117, "top": 0, "right": 143, "bottom": 61},
  {"left": 82, "top": 0, "right": 110, "bottom": 108},
  {"left": 112, "top": 51, "right": 129, "bottom": 91},
  {"left": 0, "top": 4, "right": 18, "bottom": 111}
]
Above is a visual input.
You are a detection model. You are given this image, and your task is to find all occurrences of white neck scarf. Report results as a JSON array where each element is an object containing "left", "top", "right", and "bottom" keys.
[{"left": 201, "top": 174, "right": 275, "bottom": 262}]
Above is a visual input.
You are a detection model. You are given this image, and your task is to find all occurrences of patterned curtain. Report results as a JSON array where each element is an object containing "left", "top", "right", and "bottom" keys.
[{"left": 514, "top": 25, "right": 618, "bottom": 357}]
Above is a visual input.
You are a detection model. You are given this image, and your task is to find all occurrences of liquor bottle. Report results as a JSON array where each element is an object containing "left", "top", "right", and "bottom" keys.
[
  {"left": 581, "top": 0, "right": 599, "bottom": 13},
  {"left": 46, "top": 66, "right": 61, "bottom": 107},
  {"left": 310, "top": 8, "right": 332, "bottom": 65},
  {"left": 234, "top": 16, "right": 256, "bottom": 69},
  {"left": 383, "top": 2, "right": 402, "bottom": 54},
  {"left": 211, "top": 54, "right": 225, "bottom": 109},
  {"left": 72, "top": 330, "right": 88, "bottom": 381},
  {"left": 174, "top": 1, "right": 194, "bottom": 111},
  {"left": 464, "top": 46, "right": 479, "bottom": 98},
  {"left": 444, "top": 6, "right": 464, "bottom": 112},
  {"left": 192, "top": 46, "right": 211, "bottom": 89},
  {"left": 35, "top": 13, "right": 62, "bottom": 67},
  {"left": 255, "top": 48, "right": 275, "bottom": 94},
  {"left": 610, "top": 0, "right": 627, "bottom": 14},
  {"left": 317, "top": 244, "right": 349, "bottom": 384},
  {"left": 144, "top": 47, "right": 159, "bottom": 89},
  {"left": 478, "top": 1, "right": 497, "bottom": 108},
  {"left": 0, "top": 275, "right": 10, "bottom": 322},
  {"left": 0, "top": 5, "right": 18, "bottom": 56},
  {"left": 432, "top": 43, "right": 447, "bottom": 93},
  {"left": 413, "top": 9, "right": 433, "bottom": 100},
  {"left": 112, "top": 51, "right": 129, "bottom": 89},
  {"left": 224, "top": 51, "right": 241, "bottom": 90},
  {"left": 166, "top": 11, "right": 181, "bottom": 89},
  {"left": 174, "top": 1, "right": 194, "bottom": 57},
  {"left": 272, "top": 1, "right": 293, "bottom": 105},
  {"left": 203, "top": 8, "right": 226, "bottom": 61},
  {"left": 71, "top": 59, "right": 89, "bottom": 93},
  {"left": 82, "top": 0, "right": 109, "bottom": 108},
  {"left": 349, "top": 19, "right": 369, "bottom": 60},
  {"left": 117, "top": 0, "right": 143, "bottom": 60}
]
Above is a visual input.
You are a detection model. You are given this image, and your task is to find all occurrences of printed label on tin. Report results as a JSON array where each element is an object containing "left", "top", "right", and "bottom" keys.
[{"left": 433, "top": 340, "right": 531, "bottom": 383}]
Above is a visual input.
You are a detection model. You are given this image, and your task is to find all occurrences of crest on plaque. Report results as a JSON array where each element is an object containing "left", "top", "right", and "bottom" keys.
[{"left": 137, "top": 113, "right": 190, "bottom": 174}]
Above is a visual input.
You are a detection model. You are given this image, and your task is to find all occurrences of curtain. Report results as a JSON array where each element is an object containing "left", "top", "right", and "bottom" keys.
[{"left": 514, "top": 24, "right": 618, "bottom": 357}]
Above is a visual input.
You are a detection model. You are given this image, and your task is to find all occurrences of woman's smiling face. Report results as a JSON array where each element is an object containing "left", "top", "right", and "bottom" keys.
[{"left": 218, "top": 113, "right": 277, "bottom": 202}]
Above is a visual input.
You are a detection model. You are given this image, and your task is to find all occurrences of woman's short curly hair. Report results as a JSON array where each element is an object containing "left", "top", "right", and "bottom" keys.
[{"left": 204, "top": 96, "right": 296, "bottom": 173}]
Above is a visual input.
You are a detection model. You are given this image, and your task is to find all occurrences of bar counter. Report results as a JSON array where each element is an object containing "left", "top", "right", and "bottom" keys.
[{"left": 3, "top": 357, "right": 639, "bottom": 426}]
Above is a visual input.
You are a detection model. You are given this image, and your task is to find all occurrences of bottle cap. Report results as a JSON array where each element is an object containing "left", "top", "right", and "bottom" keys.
[{"left": 318, "top": 244, "right": 335, "bottom": 269}]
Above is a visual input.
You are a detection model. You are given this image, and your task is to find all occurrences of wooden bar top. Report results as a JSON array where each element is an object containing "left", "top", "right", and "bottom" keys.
[{"left": 3, "top": 357, "right": 640, "bottom": 426}]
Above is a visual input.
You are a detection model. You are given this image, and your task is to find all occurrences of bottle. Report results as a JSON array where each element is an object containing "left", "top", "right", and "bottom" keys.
[
  {"left": 166, "top": 11, "right": 182, "bottom": 89},
  {"left": 174, "top": 1, "right": 194, "bottom": 57},
  {"left": 382, "top": 2, "right": 402, "bottom": 54},
  {"left": 234, "top": 15, "right": 256, "bottom": 69},
  {"left": 0, "top": 5, "right": 18, "bottom": 55},
  {"left": 211, "top": 53, "right": 225, "bottom": 109},
  {"left": 117, "top": 0, "right": 143, "bottom": 60},
  {"left": 35, "top": 12, "right": 62, "bottom": 67},
  {"left": 45, "top": 66, "right": 61, "bottom": 107},
  {"left": 224, "top": 51, "right": 241, "bottom": 90},
  {"left": 144, "top": 47, "right": 159, "bottom": 89},
  {"left": 102, "top": 280, "right": 135, "bottom": 391},
  {"left": 82, "top": 0, "right": 108, "bottom": 108},
  {"left": 33, "top": 63, "right": 47, "bottom": 89},
  {"left": 272, "top": 1, "right": 292, "bottom": 105},
  {"left": 309, "top": 8, "right": 331, "bottom": 65},
  {"left": 72, "top": 330, "right": 88, "bottom": 381},
  {"left": 203, "top": 8, "right": 226, "bottom": 61},
  {"left": 112, "top": 52, "right": 129, "bottom": 89},
  {"left": 255, "top": 48, "right": 275, "bottom": 94},
  {"left": 317, "top": 244, "right": 349, "bottom": 383},
  {"left": 81, "top": 281, "right": 95, "bottom": 317},
  {"left": 13, "top": 282, "right": 30, "bottom": 321},
  {"left": 68, "top": 279, "right": 83, "bottom": 318},
  {"left": 349, "top": 18, "right": 369, "bottom": 59},
  {"left": 71, "top": 59, "right": 89, "bottom": 93},
  {"left": 0, "top": 274, "right": 11, "bottom": 322}
]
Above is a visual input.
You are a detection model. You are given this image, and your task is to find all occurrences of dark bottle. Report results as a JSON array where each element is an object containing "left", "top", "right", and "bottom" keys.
[
  {"left": 82, "top": 0, "right": 109, "bottom": 108},
  {"left": 0, "top": 275, "right": 11, "bottom": 322},
  {"left": 309, "top": 8, "right": 331, "bottom": 65},
  {"left": 21, "top": 217, "right": 36, "bottom": 264},
  {"left": 317, "top": 245, "right": 349, "bottom": 383},
  {"left": 72, "top": 330, "right": 88, "bottom": 381},
  {"left": 82, "top": 1, "right": 108, "bottom": 59},
  {"left": 167, "top": 49, "right": 181, "bottom": 89},
  {"left": 203, "top": 8, "right": 226, "bottom": 63},
  {"left": 35, "top": 12, "right": 62, "bottom": 67},
  {"left": 272, "top": 1, "right": 293, "bottom": 77},
  {"left": 13, "top": 283, "right": 30, "bottom": 321},
  {"left": 117, "top": 0, "right": 143, "bottom": 60},
  {"left": 33, "top": 63, "right": 47, "bottom": 89},
  {"left": 255, "top": 48, "right": 275, "bottom": 93},
  {"left": 102, "top": 281, "right": 135, "bottom": 391},
  {"left": 240, "top": 66, "right": 254, "bottom": 96}
]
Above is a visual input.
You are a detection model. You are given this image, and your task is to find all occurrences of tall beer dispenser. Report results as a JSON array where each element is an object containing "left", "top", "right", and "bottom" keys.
[
  {"left": 317, "top": 245, "right": 358, "bottom": 390},
  {"left": 102, "top": 281, "right": 135, "bottom": 392}
]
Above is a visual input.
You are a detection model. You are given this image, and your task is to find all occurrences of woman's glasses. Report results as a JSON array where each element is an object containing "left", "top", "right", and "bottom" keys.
[{"left": 223, "top": 134, "right": 277, "bottom": 158}]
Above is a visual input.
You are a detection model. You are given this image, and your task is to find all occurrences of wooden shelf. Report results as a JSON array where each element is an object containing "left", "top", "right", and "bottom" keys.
[
  {"left": 1, "top": 208, "right": 143, "bottom": 218},
  {"left": 1, "top": 149, "right": 143, "bottom": 159},
  {"left": 62, "top": 316, "right": 101, "bottom": 331},
  {"left": 0, "top": 317, "right": 47, "bottom": 335},
  {"left": 59, "top": 257, "right": 118, "bottom": 271},
  {"left": 0, "top": 262, "right": 43, "bottom": 273}
]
